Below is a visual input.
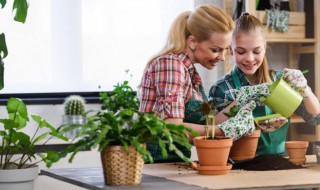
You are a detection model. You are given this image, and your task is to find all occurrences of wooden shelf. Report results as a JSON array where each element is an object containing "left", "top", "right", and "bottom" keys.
[
  {"left": 290, "top": 115, "right": 305, "bottom": 124},
  {"left": 267, "top": 38, "right": 316, "bottom": 43}
]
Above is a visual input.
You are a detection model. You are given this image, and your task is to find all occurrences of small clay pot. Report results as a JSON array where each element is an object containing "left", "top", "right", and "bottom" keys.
[
  {"left": 194, "top": 136, "right": 233, "bottom": 167},
  {"left": 229, "top": 129, "right": 261, "bottom": 161},
  {"left": 285, "top": 141, "right": 309, "bottom": 165}
]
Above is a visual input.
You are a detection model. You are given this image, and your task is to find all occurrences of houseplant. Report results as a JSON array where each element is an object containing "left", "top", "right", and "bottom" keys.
[
  {"left": 0, "top": 97, "right": 68, "bottom": 190},
  {"left": 62, "top": 95, "right": 86, "bottom": 138},
  {"left": 223, "top": 102, "right": 261, "bottom": 161},
  {"left": 53, "top": 80, "right": 198, "bottom": 185},
  {"left": 0, "top": 0, "right": 28, "bottom": 90},
  {"left": 193, "top": 101, "right": 233, "bottom": 175}
]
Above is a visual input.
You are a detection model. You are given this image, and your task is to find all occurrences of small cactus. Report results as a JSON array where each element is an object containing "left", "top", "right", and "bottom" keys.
[{"left": 63, "top": 95, "right": 86, "bottom": 115}]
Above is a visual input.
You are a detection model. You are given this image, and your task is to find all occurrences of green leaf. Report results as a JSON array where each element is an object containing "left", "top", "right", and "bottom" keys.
[
  {"left": 13, "top": 0, "right": 28, "bottom": 23},
  {"left": 0, "top": 0, "right": 6, "bottom": 8},
  {"left": 7, "top": 97, "right": 28, "bottom": 120},
  {"left": 0, "top": 33, "right": 8, "bottom": 60},
  {"left": 0, "top": 60, "right": 4, "bottom": 90}
]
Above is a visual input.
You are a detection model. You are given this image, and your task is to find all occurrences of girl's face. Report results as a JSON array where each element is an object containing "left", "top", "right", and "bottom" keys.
[
  {"left": 231, "top": 29, "right": 266, "bottom": 76},
  {"left": 191, "top": 32, "right": 232, "bottom": 70}
]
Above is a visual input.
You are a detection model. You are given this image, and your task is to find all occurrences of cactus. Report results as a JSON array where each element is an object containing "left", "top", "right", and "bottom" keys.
[{"left": 63, "top": 95, "right": 86, "bottom": 115}]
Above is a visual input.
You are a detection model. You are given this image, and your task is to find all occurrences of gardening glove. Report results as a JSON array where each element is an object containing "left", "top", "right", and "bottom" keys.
[
  {"left": 256, "top": 116, "right": 288, "bottom": 132},
  {"left": 218, "top": 100, "right": 256, "bottom": 141},
  {"left": 233, "top": 83, "right": 270, "bottom": 107},
  {"left": 282, "top": 68, "right": 311, "bottom": 98}
]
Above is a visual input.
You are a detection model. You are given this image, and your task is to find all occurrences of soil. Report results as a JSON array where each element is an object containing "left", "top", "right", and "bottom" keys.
[{"left": 231, "top": 154, "right": 305, "bottom": 171}]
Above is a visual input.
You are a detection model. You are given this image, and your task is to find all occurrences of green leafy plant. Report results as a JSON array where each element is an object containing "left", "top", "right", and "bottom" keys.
[
  {"left": 53, "top": 80, "right": 198, "bottom": 164},
  {"left": 0, "top": 97, "right": 67, "bottom": 169},
  {"left": 196, "top": 101, "right": 217, "bottom": 140},
  {"left": 0, "top": 0, "right": 29, "bottom": 90},
  {"left": 100, "top": 80, "right": 140, "bottom": 112},
  {"left": 63, "top": 95, "right": 86, "bottom": 115},
  {"left": 223, "top": 104, "right": 240, "bottom": 118}
]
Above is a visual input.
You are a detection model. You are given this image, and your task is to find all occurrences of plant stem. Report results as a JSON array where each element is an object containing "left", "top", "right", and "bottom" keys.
[{"left": 205, "top": 116, "right": 209, "bottom": 140}]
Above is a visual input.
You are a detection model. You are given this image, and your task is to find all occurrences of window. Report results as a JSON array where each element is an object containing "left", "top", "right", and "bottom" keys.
[{"left": 1, "top": 0, "right": 194, "bottom": 94}]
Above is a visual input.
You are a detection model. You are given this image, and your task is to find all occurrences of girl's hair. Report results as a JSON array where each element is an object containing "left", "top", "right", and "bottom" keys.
[
  {"left": 233, "top": 13, "right": 271, "bottom": 84},
  {"left": 139, "top": 4, "right": 234, "bottom": 86}
]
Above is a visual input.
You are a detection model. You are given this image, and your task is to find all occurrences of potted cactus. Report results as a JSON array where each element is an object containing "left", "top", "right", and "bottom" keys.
[{"left": 62, "top": 95, "right": 86, "bottom": 138}]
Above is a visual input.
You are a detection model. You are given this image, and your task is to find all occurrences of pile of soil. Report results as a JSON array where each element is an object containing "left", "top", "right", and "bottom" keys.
[{"left": 231, "top": 154, "right": 305, "bottom": 171}]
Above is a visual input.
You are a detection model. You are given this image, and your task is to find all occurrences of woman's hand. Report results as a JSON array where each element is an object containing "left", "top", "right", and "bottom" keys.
[{"left": 283, "top": 68, "right": 311, "bottom": 98}]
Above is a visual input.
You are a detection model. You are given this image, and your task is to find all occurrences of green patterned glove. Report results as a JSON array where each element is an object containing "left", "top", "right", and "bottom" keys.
[
  {"left": 218, "top": 100, "right": 256, "bottom": 140},
  {"left": 234, "top": 83, "right": 270, "bottom": 107},
  {"left": 282, "top": 68, "right": 311, "bottom": 98}
]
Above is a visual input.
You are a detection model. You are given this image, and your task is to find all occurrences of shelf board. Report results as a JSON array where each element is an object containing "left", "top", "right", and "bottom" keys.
[
  {"left": 290, "top": 115, "right": 305, "bottom": 124},
  {"left": 267, "top": 38, "right": 316, "bottom": 43}
]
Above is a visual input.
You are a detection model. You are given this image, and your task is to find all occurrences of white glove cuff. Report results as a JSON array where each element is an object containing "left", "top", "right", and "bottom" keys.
[{"left": 303, "top": 85, "right": 311, "bottom": 98}]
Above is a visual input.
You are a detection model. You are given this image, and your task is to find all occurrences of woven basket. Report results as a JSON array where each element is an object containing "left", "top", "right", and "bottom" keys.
[{"left": 100, "top": 145, "right": 144, "bottom": 185}]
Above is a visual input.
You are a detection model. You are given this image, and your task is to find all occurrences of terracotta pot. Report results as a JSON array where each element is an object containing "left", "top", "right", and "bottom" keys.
[
  {"left": 229, "top": 129, "right": 261, "bottom": 161},
  {"left": 285, "top": 141, "right": 309, "bottom": 165},
  {"left": 194, "top": 136, "right": 233, "bottom": 167},
  {"left": 197, "top": 163, "right": 232, "bottom": 175}
]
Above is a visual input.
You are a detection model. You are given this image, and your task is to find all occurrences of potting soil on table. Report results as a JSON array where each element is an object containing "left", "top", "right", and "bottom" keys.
[{"left": 231, "top": 154, "right": 304, "bottom": 171}]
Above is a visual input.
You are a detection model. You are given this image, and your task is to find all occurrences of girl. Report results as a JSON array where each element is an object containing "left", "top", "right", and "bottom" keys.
[{"left": 209, "top": 13, "right": 320, "bottom": 155}]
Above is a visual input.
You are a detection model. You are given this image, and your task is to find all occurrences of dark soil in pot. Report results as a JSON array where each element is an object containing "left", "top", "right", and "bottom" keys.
[{"left": 231, "top": 154, "right": 304, "bottom": 171}]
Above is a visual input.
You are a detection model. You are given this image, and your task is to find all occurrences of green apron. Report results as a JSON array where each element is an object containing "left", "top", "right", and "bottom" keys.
[
  {"left": 231, "top": 69, "right": 289, "bottom": 155},
  {"left": 146, "top": 70, "right": 208, "bottom": 163}
]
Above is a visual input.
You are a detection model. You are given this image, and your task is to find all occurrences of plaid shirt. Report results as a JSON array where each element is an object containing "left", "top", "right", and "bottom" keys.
[
  {"left": 139, "top": 52, "right": 205, "bottom": 120},
  {"left": 209, "top": 66, "right": 320, "bottom": 126}
]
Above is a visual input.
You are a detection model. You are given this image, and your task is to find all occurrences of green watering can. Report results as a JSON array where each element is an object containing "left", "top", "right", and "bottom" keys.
[{"left": 260, "top": 78, "right": 303, "bottom": 118}]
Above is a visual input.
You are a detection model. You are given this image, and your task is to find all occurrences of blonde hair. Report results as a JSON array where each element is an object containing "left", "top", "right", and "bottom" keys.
[
  {"left": 139, "top": 4, "right": 234, "bottom": 86},
  {"left": 233, "top": 13, "right": 271, "bottom": 84}
]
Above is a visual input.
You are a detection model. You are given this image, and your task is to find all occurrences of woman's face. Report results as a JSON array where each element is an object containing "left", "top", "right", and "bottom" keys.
[
  {"left": 192, "top": 32, "right": 232, "bottom": 70},
  {"left": 231, "top": 29, "right": 266, "bottom": 75}
]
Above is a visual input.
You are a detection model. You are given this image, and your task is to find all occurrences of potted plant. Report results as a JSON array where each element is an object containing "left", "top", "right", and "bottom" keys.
[
  {"left": 223, "top": 103, "right": 261, "bottom": 161},
  {"left": 0, "top": 97, "right": 68, "bottom": 190},
  {"left": 52, "top": 80, "right": 198, "bottom": 186},
  {"left": 62, "top": 95, "right": 86, "bottom": 139},
  {"left": 193, "top": 101, "right": 233, "bottom": 175}
]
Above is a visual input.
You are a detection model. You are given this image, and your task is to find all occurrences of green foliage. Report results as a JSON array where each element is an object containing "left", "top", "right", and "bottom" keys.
[
  {"left": 51, "top": 80, "right": 199, "bottom": 165},
  {"left": 223, "top": 104, "right": 240, "bottom": 118},
  {"left": 63, "top": 95, "right": 86, "bottom": 115},
  {"left": 0, "top": 0, "right": 29, "bottom": 90},
  {"left": 0, "top": 97, "right": 68, "bottom": 169},
  {"left": 100, "top": 80, "right": 140, "bottom": 112}
]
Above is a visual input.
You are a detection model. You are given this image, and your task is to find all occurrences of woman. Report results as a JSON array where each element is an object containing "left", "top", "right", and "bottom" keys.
[
  {"left": 138, "top": 4, "right": 235, "bottom": 162},
  {"left": 209, "top": 13, "right": 320, "bottom": 155}
]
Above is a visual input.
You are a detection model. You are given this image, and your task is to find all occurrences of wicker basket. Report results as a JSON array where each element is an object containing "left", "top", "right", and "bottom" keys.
[{"left": 100, "top": 145, "right": 144, "bottom": 185}]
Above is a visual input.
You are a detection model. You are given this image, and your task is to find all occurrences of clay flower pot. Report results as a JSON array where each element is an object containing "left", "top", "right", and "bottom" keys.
[
  {"left": 285, "top": 141, "right": 309, "bottom": 165},
  {"left": 194, "top": 136, "right": 233, "bottom": 175},
  {"left": 229, "top": 129, "right": 261, "bottom": 161}
]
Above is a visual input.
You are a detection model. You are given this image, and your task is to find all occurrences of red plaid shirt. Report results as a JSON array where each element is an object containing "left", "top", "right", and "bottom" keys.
[{"left": 139, "top": 52, "right": 204, "bottom": 120}]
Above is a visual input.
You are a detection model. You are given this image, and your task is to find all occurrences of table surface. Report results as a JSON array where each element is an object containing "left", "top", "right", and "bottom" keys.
[{"left": 41, "top": 155, "right": 320, "bottom": 190}]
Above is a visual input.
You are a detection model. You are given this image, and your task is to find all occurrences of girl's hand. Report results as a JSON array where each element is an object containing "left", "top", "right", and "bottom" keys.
[
  {"left": 233, "top": 83, "right": 270, "bottom": 107},
  {"left": 283, "top": 68, "right": 311, "bottom": 98},
  {"left": 218, "top": 100, "right": 256, "bottom": 140}
]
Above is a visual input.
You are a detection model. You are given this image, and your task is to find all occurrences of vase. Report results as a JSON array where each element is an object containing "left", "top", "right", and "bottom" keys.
[
  {"left": 194, "top": 136, "right": 233, "bottom": 175},
  {"left": 0, "top": 165, "right": 38, "bottom": 190},
  {"left": 62, "top": 115, "right": 86, "bottom": 138},
  {"left": 229, "top": 129, "right": 261, "bottom": 161},
  {"left": 285, "top": 141, "right": 309, "bottom": 165},
  {"left": 100, "top": 145, "right": 144, "bottom": 185}
]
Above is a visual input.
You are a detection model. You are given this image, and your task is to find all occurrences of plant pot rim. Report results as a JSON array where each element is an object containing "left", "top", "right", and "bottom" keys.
[{"left": 285, "top": 141, "right": 309, "bottom": 148}]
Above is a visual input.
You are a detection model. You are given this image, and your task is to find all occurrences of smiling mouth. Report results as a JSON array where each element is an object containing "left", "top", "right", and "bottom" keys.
[{"left": 243, "top": 64, "right": 256, "bottom": 69}]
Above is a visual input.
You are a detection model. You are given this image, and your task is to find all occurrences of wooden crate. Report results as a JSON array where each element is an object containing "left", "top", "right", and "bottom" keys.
[{"left": 254, "top": 11, "right": 306, "bottom": 39}]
